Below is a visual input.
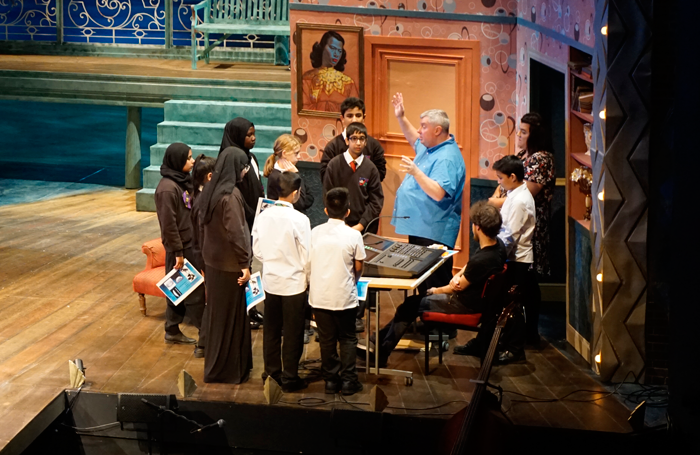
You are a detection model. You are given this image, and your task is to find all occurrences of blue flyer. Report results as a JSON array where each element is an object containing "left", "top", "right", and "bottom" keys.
[
  {"left": 357, "top": 278, "right": 371, "bottom": 301},
  {"left": 156, "top": 259, "right": 204, "bottom": 306},
  {"left": 245, "top": 272, "right": 266, "bottom": 311}
]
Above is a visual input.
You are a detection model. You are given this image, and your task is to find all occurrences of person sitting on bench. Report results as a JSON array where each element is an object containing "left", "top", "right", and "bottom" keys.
[{"left": 357, "top": 201, "right": 506, "bottom": 367}]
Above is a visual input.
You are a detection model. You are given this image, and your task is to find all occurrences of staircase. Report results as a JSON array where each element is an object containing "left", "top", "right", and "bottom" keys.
[{"left": 136, "top": 99, "right": 291, "bottom": 211}]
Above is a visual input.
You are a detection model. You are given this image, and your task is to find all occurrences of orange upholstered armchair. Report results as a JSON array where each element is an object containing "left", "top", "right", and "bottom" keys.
[{"left": 132, "top": 238, "right": 167, "bottom": 316}]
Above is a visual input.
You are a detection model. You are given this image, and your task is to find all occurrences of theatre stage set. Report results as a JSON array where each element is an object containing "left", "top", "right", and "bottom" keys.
[{"left": 1, "top": 0, "right": 688, "bottom": 453}]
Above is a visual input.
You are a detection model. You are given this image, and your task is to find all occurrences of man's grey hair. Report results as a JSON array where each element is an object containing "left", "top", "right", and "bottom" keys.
[{"left": 420, "top": 109, "right": 450, "bottom": 134}]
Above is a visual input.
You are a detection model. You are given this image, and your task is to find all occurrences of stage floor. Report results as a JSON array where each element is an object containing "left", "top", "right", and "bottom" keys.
[
  {"left": 0, "top": 54, "right": 291, "bottom": 82},
  {"left": 0, "top": 188, "right": 632, "bottom": 451}
]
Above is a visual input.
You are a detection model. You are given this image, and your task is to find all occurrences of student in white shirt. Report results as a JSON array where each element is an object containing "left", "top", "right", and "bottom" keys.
[
  {"left": 252, "top": 171, "right": 311, "bottom": 393},
  {"left": 309, "top": 187, "right": 366, "bottom": 396},
  {"left": 493, "top": 155, "right": 538, "bottom": 364}
]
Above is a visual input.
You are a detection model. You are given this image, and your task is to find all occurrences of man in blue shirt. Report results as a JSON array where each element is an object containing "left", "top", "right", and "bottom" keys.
[{"left": 391, "top": 92, "right": 466, "bottom": 291}]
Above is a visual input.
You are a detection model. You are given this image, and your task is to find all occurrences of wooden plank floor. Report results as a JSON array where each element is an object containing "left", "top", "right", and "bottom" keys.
[
  {"left": 0, "top": 188, "right": 632, "bottom": 450},
  {"left": 0, "top": 55, "right": 291, "bottom": 82}
]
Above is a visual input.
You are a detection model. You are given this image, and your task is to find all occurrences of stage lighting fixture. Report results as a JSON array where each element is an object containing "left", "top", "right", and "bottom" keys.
[{"left": 68, "top": 359, "right": 86, "bottom": 388}]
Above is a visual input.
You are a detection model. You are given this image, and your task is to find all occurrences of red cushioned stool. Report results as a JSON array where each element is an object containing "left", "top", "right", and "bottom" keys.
[
  {"left": 132, "top": 238, "right": 166, "bottom": 316},
  {"left": 420, "top": 265, "right": 508, "bottom": 374}
]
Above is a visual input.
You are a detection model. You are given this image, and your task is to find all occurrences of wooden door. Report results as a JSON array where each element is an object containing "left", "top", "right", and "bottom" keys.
[{"left": 364, "top": 36, "right": 480, "bottom": 269}]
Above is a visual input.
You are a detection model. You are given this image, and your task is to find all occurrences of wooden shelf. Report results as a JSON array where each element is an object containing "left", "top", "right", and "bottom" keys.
[
  {"left": 571, "top": 109, "right": 594, "bottom": 124},
  {"left": 571, "top": 71, "right": 593, "bottom": 84},
  {"left": 571, "top": 153, "right": 592, "bottom": 168}
]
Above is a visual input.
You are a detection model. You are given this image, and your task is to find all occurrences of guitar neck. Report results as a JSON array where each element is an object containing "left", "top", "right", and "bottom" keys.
[{"left": 450, "top": 301, "right": 516, "bottom": 455}]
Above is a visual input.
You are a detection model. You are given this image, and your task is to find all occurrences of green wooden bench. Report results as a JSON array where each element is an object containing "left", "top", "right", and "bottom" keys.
[{"left": 190, "top": 0, "right": 290, "bottom": 69}]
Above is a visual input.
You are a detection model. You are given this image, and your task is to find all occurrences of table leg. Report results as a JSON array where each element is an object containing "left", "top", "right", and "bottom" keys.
[{"left": 359, "top": 289, "right": 413, "bottom": 385}]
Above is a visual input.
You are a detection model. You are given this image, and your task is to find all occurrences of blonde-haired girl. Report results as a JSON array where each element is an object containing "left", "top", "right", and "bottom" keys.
[{"left": 263, "top": 134, "right": 314, "bottom": 213}]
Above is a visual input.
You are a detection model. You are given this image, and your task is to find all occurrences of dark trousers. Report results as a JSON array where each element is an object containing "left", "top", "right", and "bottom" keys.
[
  {"left": 164, "top": 248, "right": 205, "bottom": 339},
  {"left": 263, "top": 291, "right": 307, "bottom": 384},
  {"left": 313, "top": 307, "right": 358, "bottom": 383},
  {"left": 409, "top": 235, "right": 454, "bottom": 295},
  {"left": 504, "top": 261, "right": 540, "bottom": 349},
  {"left": 377, "top": 294, "right": 475, "bottom": 361}
]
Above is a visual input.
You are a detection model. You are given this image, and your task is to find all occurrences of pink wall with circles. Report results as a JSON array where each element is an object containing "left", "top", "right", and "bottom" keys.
[{"left": 290, "top": 0, "right": 594, "bottom": 179}]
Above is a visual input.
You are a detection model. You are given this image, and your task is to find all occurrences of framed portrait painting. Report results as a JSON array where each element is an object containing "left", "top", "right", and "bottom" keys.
[{"left": 296, "top": 23, "right": 364, "bottom": 118}]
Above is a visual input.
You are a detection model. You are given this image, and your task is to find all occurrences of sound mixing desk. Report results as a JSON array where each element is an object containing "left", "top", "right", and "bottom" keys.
[{"left": 362, "top": 233, "right": 444, "bottom": 279}]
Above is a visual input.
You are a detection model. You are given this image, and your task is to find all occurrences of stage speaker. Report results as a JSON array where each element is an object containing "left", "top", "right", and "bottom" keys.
[{"left": 117, "top": 393, "right": 175, "bottom": 423}]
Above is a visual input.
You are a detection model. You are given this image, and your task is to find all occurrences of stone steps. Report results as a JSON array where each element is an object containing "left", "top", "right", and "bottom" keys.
[
  {"left": 0, "top": 70, "right": 291, "bottom": 106},
  {"left": 137, "top": 98, "right": 290, "bottom": 211},
  {"left": 164, "top": 100, "right": 291, "bottom": 125},
  {"left": 157, "top": 121, "right": 289, "bottom": 149},
  {"left": 149, "top": 144, "right": 274, "bottom": 167},
  {"left": 143, "top": 148, "right": 274, "bottom": 188}
]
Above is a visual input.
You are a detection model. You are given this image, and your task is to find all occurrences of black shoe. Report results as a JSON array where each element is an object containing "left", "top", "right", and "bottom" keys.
[
  {"left": 453, "top": 339, "right": 481, "bottom": 357},
  {"left": 248, "top": 307, "right": 264, "bottom": 324},
  {"left": 193, "top": 346, "right": 205, "bottom": 358},
  {"left": 341, "top": 380, "right": 363, "bottom": 396},
  {"left": 165, "top": 333, "right": 196, "bottom": 345},
  {"left": 281, "top": 377, "right": 307, "bottom": 393},
  {"left": 495, "top": 350, "right": 526, "bottom": 365},
  {"left": 355, "top": 318, "right": 365, "bottom": 333},
  {"left": 325, "top": 380, "right": 341, "bottom": 394},
  {"left": 250, "top": 321, "right": 262, "bottom": 330}
]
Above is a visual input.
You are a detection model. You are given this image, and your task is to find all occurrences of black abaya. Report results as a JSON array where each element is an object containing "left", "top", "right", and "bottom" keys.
[
  {"left": 199, "top": 147, "right": 253, "bottom": 384},
  {"left": 203, "top": 267, "right": 252, "bottom": 384}
]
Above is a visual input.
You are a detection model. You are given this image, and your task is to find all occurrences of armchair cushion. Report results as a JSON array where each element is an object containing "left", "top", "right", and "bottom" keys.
[
  {"left": 133, "top": 267, "right": 166, "bottom": 298},
  {"left": 132, "top": 238, "right": 166, "bottom": 298},
  {"left": 421, "top": 312, "right": 482, "bottom": 327}
]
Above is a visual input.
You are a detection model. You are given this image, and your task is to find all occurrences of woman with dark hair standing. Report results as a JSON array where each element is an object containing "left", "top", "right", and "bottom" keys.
[
  {"left": 198, "top": 147, "right": 253, "bottom": 384},
  {"left": 490, "top": 113, "right": 555, "bottom": 343},
  {"left": 189, "top": 154, "right": 216, "bottom": 358},
  {"left": 301, "top": 30, "right": 359, "bottom": 112},
  {"left": 154, "top": 143, "right": 205, "bottom": 350},
  {"left": 220, "top": 117, "right": 265, "bottom": 231},
  {"left": 190, "top": 154, "right": 216, "bottom": 274}
]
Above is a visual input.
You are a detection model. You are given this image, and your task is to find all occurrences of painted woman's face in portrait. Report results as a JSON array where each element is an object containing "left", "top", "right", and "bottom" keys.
[{"left": 321, "top": 37, "right": 344, "bottom": 68}]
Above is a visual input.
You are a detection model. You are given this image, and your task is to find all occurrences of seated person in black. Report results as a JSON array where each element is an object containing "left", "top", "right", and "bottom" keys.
[
  {"left": 358, "top": 201, "right": 506, "bottom": 367},
  {"left": 320, "top": 97, "right": 387, "bottom": 182}
]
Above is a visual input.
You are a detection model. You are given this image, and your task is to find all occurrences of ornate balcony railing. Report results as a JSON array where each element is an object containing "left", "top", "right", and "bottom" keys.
[{"left": 1, "top": 0, "right": 276, "bottom": 51}]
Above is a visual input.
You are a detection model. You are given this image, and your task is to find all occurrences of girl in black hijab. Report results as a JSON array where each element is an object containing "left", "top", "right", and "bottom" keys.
[
  {"left": 198, "top": 147, "right": 253, "bottom": 384},
  {"left": 219, "top": 117, "right": 264, "bottom": 229},
  {"left": 154, "top": 143, "right": 205, "bottom": 350}
]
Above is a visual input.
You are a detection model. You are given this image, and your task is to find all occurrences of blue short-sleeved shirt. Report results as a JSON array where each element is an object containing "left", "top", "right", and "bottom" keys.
[{"left": 391, "top": 135, "right": 466, "bottom": 247}]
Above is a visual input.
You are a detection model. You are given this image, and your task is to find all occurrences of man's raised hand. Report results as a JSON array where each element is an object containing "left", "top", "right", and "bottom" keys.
[{"left": 392, "top": 92, "right": 405, "bottom": 118}]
